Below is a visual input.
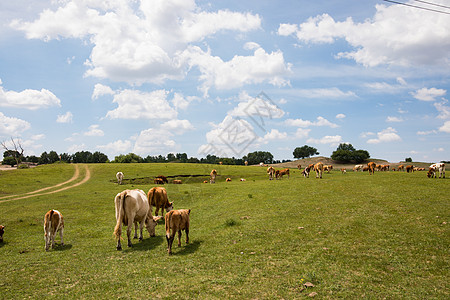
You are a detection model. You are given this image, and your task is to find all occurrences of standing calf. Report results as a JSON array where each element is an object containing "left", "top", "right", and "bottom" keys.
[
  {"left": 0, "top": 225, "right": 4, "bottom": 243},
  {"left": 165, "top": 209, "right": 191, "bottom": 255},
  {"left": 44, "top": 210, "right": 64, "bottom": 251},
  {"left": 116, "top": 172, "right": 124, "bottom": 185}
]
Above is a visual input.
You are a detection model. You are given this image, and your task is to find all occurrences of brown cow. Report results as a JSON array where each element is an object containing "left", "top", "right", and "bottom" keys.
[
  {"left": 397, "top": 165, "right": 404, "bottom": 171},
  {"left": 406, "top": 165, "right": 414, "bottom": 173},
  {"left": 314, "top": 162, "right": 324, "bottom": 179},
  {"left": 324, "top": 165, "right": 333, "bottom": 173},
  {"left": 226, "top": 178, "right": 232, "bottom": 182},
  {"left": 0, "top": 225, "right": 4, "bottom": 243},
  {"left": 147, "top": 187, "right": 173, "bottom": 216},
  {"left": 114, "top": 189, "right": 163, "bottom": 250},
  {"left": 172, "top": 180, "right": 182, "bottom": 184},
  {"left": 367, "top": 162, "right": 376, "bottom": 175},
  {"left": 297, "top": 164, "right": 301, "bottom": 170},
  {"left": 210, "top": 169, "right": 217, "bottom": 184},
  {"left": 44, "top": 209, "right": 64, "bottom": 251},
  {"left": 154, "top": 178, "right": 164, "bottom": 184},
  {"left": 267, "top": 166, "right": 275, "bottom": 180},
  {"left": 156, "top": 175, "right": 168, "bottom": 184},
  {"left": 341, "top": 168, "right": 347, "bottom": 174},
  {"left": 302, "top": 165, "right": 311, "bottom": 178},
  {"left": 165, "top": 209, "right": 190, "bottom": 255},
  {"left": 276, "top": 168, "right": 290, "bottom": 179}
]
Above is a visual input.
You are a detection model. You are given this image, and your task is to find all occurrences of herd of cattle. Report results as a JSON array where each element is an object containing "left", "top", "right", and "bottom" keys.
[{"left": 0, "top": 161, "right": 445, "bottom": 253}]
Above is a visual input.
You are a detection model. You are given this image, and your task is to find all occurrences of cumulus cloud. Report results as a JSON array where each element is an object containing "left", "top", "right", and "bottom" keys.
[
  {"left": 105, "top": 89, "right": 178, "bottom": 120},
  {"left": 285, "top": 116, "right": 338, "bottom": 128},
  {"left": 161, "top": 119, "right": 194, "bottom": 134},
  {"left": 228, "top": 91, "right": 285, "bottom": 121},
  {"left": 336, "top": 113, "right": 346, "bottom": 119},
  {"left": 0, "top": 83, "right": 60, "bottom": 110},
  {"left": 367, "top": 127, "right": 401, "bottom": 144},
  {"left": 0, "top": 112, "right": 31, "bottom": 135},
  {"left": 133, "top": 128, "right": 177, "bottom": 156},
  {"left": 386, "top": 116, "right": 403, "bottom": 123},
  {"left": 97, "top": 139, "right": 132, "bottom": 155},
  {"left": 307, "top": 135, "right": 342, "bottom": 146},
  {"left": 56, "top": 111, "right": 73, "bottom": 123},
  {"left": 262, "top": 129, "right": 287, "bottom": 142},
  {"left": 11, "top": 0, "right": 291, "bottom": 92},
  {"left": 439, "top": 121, "right": 450, "bottom": 133},
  {"left": 434, "top": 101, "right": 450, "bottom": 119},
  {"left": 92, "top": 83, "right": 115, "bottom": 100},
  {"left": 412, "top": 87, "right": 446, "bottom": 101},
  {"left": 278, "top": 3, "right": 450, "bottom": 67},
  {"left": 84, "top": 124, "right": 104, "bottom": 136},
  {"left": 292, "top": 87, "right": 356, "bottom": 99}
]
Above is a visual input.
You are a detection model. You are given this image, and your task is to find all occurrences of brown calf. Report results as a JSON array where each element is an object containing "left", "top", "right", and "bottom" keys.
[
  {"left": 154, "top": 178, "right": 164, "bottom": 184},
  {"left": 367, "top": 162, "right": 376, "bottom": 175},
  {"left": 0, "top": 225, "right": 4, "bottom": 243},
  {"left": 44, "top": 210, "right": 64, "bottom": 251},
  {"left": 172, "top": 180, "right": 182, "bottom": 184},
  {"left": 147, "top": 187, "right": 173, "bottom": 216},
  {"left": 165, "top": 209, "right": 191, "bottom": 255}
]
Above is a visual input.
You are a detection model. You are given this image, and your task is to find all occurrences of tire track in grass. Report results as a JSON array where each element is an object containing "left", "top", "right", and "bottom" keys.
[{"left": 0, "top": 165, "right": 90, "bottom": 203}]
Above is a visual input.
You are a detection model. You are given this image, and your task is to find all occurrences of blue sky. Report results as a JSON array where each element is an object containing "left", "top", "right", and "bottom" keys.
[{"left": 0, "top": 0, "right": 449, "bottom": 163}]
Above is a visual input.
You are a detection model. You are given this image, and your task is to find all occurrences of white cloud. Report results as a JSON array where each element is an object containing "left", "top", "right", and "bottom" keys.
[
  {"left": 336, "top": 113, "right": 346, "bottom": 119},
  {"left": 262, "top": 129, "right": 287, "bottom": 142},
  {"left": 307, "top": 135, "right": 342, "bottom": 146},
  {"left": 285, "top": 116, "right": 338, "bottom": 128},
  {"left": 56, "top": 111, "right": 73, "bottom": 123},
  {"left": 133, "top": 128, "right": 177, "bottom": 156},
  {"left": 417, "top": 130, "right": 437, "bottom": 135},
  {"left": 97, "top": 139, "right": 132, "bottom": 155},
  {"left": 228, "top": 91, "right": 285, "bottom": 120},
  {"left": 13, "top": 0, "right": 268, "bottom": 88},
  {"left": 92, "top": 83, "right": 115, "bottom": 100},
  {"left": 293, "top": 87, "right": 356, "bottom": 99},
  {"left": 278, "top": 3, "right": 450, "bottom": 67},
  {"left": 84, "top": 124, "right": 104, "bottom": 136},
  {"left": 439, "top": 121, "right": 450, "bottom": 133},
  {"left": 386, "top": 116, "right": 403, "bottom": 123},
  {"left": 412, "top": 87, "right": 446, "bottom": 101},
  {"left": 67, "top": 143, "right": 87, "bottom": 154},
  {"left": 295, "top": 128, "right": 311, "bottom": 139},
  {"left": 161, "top": 119, "right": 194, "bottom": 134},
  {"left": 0, "top": 112, "right": 31, "bottom": 135},
  {"left": 434, "top": 101, "right": 450, "bottom": 119},
  {"left": 105, "top": 89, "right": 177, "bottom": 120},
  {"left": 367, "top": 127, "right": 401, "bottom": 144},
  {"left": 0, "top": 83, "right": 61, "bottom": 110}
]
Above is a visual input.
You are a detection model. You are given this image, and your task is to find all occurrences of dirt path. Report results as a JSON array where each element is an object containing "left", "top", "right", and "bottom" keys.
[{"left": 0, "top": 164, "right": 91, "bottom": 204}]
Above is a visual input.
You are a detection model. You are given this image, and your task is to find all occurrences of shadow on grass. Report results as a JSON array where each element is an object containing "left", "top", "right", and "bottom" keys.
[
  {"left": 171, "top": 239, "right": 202, "bottom": 256},
  {"left": 0, "top": 241, "right": 5, "bottom": 248},
  {"left": 53, "top": 243, "right": 73, "bottom": 251},
  {"left": 123, "top": 235, "right": 164, "bottom": 252}
]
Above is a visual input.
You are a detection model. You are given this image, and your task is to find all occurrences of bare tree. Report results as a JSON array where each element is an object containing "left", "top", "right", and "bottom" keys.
[{"left": 1, "top": 137, "right": 24, "bottom": 166}]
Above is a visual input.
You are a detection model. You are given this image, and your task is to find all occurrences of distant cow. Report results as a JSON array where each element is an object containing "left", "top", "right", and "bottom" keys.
[
  {"left": 203, "top": 180, "right": 208, "bottom": 183},
  {"left": 397, "top": 165, "right": 404, "bottom": 171},
  {"left": 324, "top": 165, "right": 333, "bottom": 173},
  {"left": 0, "top": 225, "right": 4, "bottom": 243},
  {"left": 240, "top": 178, "right": 246, "bottom": 181},
  {"left": 353, "top": 165, "right": 363, "bottom": 172},
  {"left": 156, "top": 175, "right": 168, "bottom": 184},
  {"left": 165, "top": 209, "right": 191, "bottom": 255},
  {"left": 226, "top": 178, "right": 232, "bottom": 182},
  {"left": 302, "top": 165, "right": 311, "bottom": 178},
  {"left": 114, "top": 189, "right": 162, "bottom": 250},
  {"left": 154, "top": 178, "right": 164, "bottom": 184},
  {"left": 172, "top": 180, "right": 182, "bottom": 184},
  {"left": 147, "top": 187, "right": 173, "bottom": 216},
  {"left": 297, "top": 164, "right": 301, "bottom": 170},
  {"left": 267, "top": 166, "right": 275, "bottom": 180},
  {"left": 210, "top": 169, "right": 217, "bottom": 184},
  {"left": 406, "top": 165, "right": 414, "bottom": 173},
  {"left": 314, "top": 162, "right": 324, "bottom": 179},
  {"left": 427, "top": 163, "right": 446, "bottom": 178},
  {"left": 244, "top": 161, "right": 248, "bottom": 166},
  {"left": 367, "top": 162, "right": 376, "bottom": 175},
  {"left": 116, "top": 172, "right": 124, "bottom": 185},
  {"left": 341, "top": 168, "right": 347, "bottom": 174},
  {"left": 276, "top": 168, "right": 290, "bottom": 179},
  {"left": 44, "top": 210, "right": 64, "bottom": 251}
]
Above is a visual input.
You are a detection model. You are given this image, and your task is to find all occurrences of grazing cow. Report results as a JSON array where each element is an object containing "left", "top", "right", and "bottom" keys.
[
  {"left": 0, "top": 225, "right": 4, "bottom": 243},
  {"left": 314, "top": 162, "right": 324, "bottom": 179},
  {"left": 244, "top": 161, "right": 248, "bottom": 166},
  {"left": 210, "top": 169, "right": 217, "bottom": 184},
  {"left": 44, "top": 210, "right": 64, "bottom": 251},
  {"left": 172, "top": 180, "right": 182, "bottom": 184},
  {"left": 324, "top": 165, "right": 333, "bottom": 173},
  {"left": 397, "top": 165, "right": 404, "bottom": 171},
  {"left": 226, "top": 178, "right": 232, "bottom": 182},
  {"left": 203, "top": 180, "right": 208, "bottom": 183},
  {"left": 302, "top": 165, "right": 311, "bottom": 178},
  {"left": 297, "top": 164, "right": 301, "bottom": 170},
  {"left": 367, "top": 162, "right": 376, "bottom": 175},
  {"left": 147, "top": 187, "right": 173, "bottom": 217},
  {"left": 240, "top": 178, "right": 246, "bottom": 181},
  {"left": 353, "top": 165, "right": 363, "bottom": 172},
  {"left": 156, "top": 175, "right": 168, "bottom": 184},
  {"left": 260, "top": 162, "right": 265, "bottom": 167},
  {"left": 165, "top": 209, "right": 190, "bottom": 255},
  {"left": 276, "top": 168, "right": 290, "bottom": 179},
  {"left": 219, "top": 161, "right": 223, "bottom": 165},
  {"left": 154, "top": 178, "right": 164, "bottom": 184},
  {"left": 267, "top": 166, "right": 275, "bottom": 180},
  {"left": 114, "top": 189, "right": 162, "bottom": 250},
  {"left": 406, "top": 165, "right": 414, "bottom": 173},
  {"left": 381, "top": 165, "right": 390, "bottom": 171},
  {"left": 341, "top": 168, "right": 347, "bottom": 174},
  {"left": 116, "top": 172, "right": 124, "bottom": 185},
  {"left": 363, "top": 166, "right": 369, "bottom": 172},
  {"left": 427, "top": 163, "right": 446, "bottom": 178}
]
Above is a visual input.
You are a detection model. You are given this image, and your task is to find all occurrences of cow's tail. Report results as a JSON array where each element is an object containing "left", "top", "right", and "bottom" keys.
[
  {"left": 113, "top": 191, "right": 126, "bottom": 240},
  {"left": 165, "top": 210, "right": 172, "bottom": 238},
  {"left": 147, "top": 188, "right": 155, "bottom": 212}
]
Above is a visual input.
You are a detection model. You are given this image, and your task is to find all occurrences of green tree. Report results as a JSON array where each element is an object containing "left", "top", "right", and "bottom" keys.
[
  {"left": 2, "top": 156, "right": 16, "bottom": 166},
  {"left": 39, "top": 151, "right": 50, "bottom": 164},
  {"left": 331, "top": 143, "right": 370, "bottom": 163},
  {"left": 293, "top": 145, "right": 319, "bottom": 159},
  {"left": 405, "top": 157, "right": 412, "bottom": 162},
  {"left": 244, "top": 151, "right": 274, "bottom": 165},
  {"left": 48, "top": 151, "right": 60, "bottom": 163}
]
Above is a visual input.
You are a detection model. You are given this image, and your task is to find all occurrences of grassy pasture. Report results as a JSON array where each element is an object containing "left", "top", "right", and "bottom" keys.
[{"left": 0, "top": 163, "right": 448, "bottom": 299}]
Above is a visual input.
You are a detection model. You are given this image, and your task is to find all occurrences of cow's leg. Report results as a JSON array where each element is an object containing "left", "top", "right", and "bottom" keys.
[
  {"left": 133, "top": 222, "right": 138, "bottom": 239},
  {"left": 177, "top": 230, "right": 182, "bottom": 247},
  {"left": 126, "top": 221, "right": 133, "bottom": 248},
  {"left": 51, "top": 231, "right": 57, "bottom": 249},
  {"left": 138, "top": 221, "right": 144, "bottom": 241},
  {"left": 59, "top": 227, "right": 64, "bottom": 246},
  {"left": 155, "top": 205, "right": 160, "bottom": 217},
  {"left": 44, "top": 233, "right": 50, "bottom": 251},
  {"left": 185, "top": 228, "right": 189, "bottom": 244},
  {"left": 166, "top": 234, "right": 174, "bottom": 254}
]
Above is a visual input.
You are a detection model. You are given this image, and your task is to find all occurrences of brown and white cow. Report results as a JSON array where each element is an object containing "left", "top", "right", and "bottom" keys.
[
  {"left": 324, "top": 165, "right": 333, "bottom": 173},
  {"left": 225, "top": 178, "right": 232, "bottom": 182},
  {"left": 0, "top": 225, "right": 5, "bottom": 243},
  {"left": 353, "top": 164, "right": 363, "bottom": 172},
  {"left": 165, "top": 209, "right": 190, "bottom": 255},
  {"left": 276, "top": 168, "right": 290, "bottom": 179},
  {"left": 172, "top": 180, "right": 182, "bottom": 184},
  {"left": 314, "top": 162, "right": 324, "bottom": 179},
  {"left": 147, "top": 187, "right": 173, "bottom": 217},
  {"left": 113, "top": 189, "right": 163, "bottom": 250},
  {"left": 302, "top": 165, "right": 311, "bottom": 178},
  {"left": 44, "top": 209, "right": 64, "bottom": 251},
  {"left": 341, "top": 168, "right": 347, "bottom": 174},
  {"left": 367, "top": 162, "right": 376, "bottom": 175},
  {"left": 210, "top": 169, "right": 217, "bottom": 184},
  {"left": 427, "top": 163, "right": 446, "bottom": 178},
  {"left": 116, "top": 172, "right": 124, "bottom": 185},
  {"left": 267, "top": 166, "right": 275, "bottom": 180}
]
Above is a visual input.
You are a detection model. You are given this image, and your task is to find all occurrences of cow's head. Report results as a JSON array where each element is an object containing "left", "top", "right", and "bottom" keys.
[
  {"left": 165, "top": 202, "right": 174, "bottom": 212},
  {"left": 145, "top": 216, "right": 163, "bottom": 237},
  {"left": 427, "top": 170, "right": 434, "bottom": 178},
  {"left": 0, "top": 225, "right": 4, "bottom": 242}
]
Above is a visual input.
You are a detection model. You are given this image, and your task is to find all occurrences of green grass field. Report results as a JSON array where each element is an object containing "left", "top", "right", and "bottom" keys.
[{"left": 0, "top": 163, "right": 448, "bottom": 299}]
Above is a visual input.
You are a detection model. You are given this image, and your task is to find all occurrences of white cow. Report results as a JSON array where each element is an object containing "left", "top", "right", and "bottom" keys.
[
  {"left": 44, "top": 210, "right": 64, "bottom": 251},
  {"left": 427, "top": 163, "right": 446, "bottom": 178},
  {"left": 353, "top": 165, "right": 363, "bottom": 172},
  {"left": 113, "top": 189, "right": 162, "bottom": 250},
  {"left": 116, "top": 172, "right": 124, "bottom": 185}
]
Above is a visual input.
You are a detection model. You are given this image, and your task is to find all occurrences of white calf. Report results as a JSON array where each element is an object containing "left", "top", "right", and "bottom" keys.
[{"left": 116, "top": 172, "right": 124, "bottom": 185}]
